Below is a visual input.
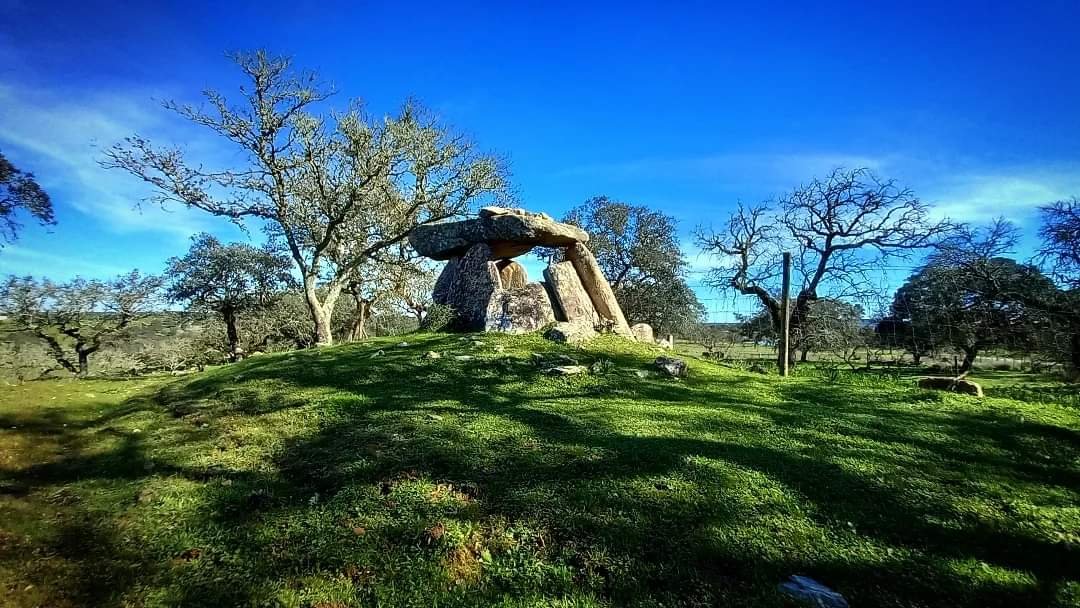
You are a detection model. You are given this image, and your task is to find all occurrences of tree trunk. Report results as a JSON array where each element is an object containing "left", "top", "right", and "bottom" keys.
[
  {"left": 223, "top": 306, "right": 242, "bottom": 361},
  {"left": 959, "top": 346, "right": 978, "bottom": 374},
  {"left": 72, "top": 336, "right": 102, "bottom": 378},
  {"left": 303, "top": 277, "right": 343, "bottom": 347},
  {"left": 912, "top": 351, "right": 922, "bottom": 366},
  {"left": 313, "top": 307, "right": 334, "bottom": 347},
  {"left": 346, "top": 299, "right": 371, "bottom": 341},
  {"left": 799, "top": 348, "right": 809, "bottom": 362}
]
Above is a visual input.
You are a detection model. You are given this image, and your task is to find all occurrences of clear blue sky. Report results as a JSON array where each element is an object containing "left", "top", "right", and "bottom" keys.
[{"left": 2, "top": 1, "right": 1079, "bottom": 318}]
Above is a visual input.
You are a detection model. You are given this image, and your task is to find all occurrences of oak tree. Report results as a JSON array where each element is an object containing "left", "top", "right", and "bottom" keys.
[
  {"left": 696, "top": 167, "right": 952, "bottom": 366},
  {"left": 165, "top": 233, "right": 294, "bottom": 360},
  {"left": 1, "top": 272, "right": 162, "bottom": 376},
  {"left": 1039, "top": 197, "right": 1080, "bottom": 288},
  {"left": 0, "top": 150, "right": 55, "bottom": 247},
  {"left": 104, "top": 51, "right": 508, "bottom": 346},
  {"left": 559, "top": 196, "right": 704, "bottom": 334}
]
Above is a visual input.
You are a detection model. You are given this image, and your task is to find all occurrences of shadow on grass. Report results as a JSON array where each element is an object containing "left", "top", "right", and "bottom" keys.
[{"left": 2, "top": 334, "right": 1078, "bottom": 607}]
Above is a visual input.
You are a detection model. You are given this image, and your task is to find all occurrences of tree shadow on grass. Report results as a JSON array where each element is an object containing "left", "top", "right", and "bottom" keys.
[
  {"left": 3, "top": 335, "right": 1078, "bottom": 607},
  {"left": 160, "top": 338, "right": 1080, "bottom": 606}
]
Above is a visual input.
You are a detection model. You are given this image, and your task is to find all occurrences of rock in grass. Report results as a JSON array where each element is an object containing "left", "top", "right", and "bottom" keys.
[
  {"left": 369, "top": 350, "right": 384, "bottom": 359},
  {"left": 654, "top": 356, "right": 688, "bottom": 378},
  {"left": 630, "top": 322, "right": 654, "bottom": 342},
  {"left": 545, "top": 365, "right": 588, "bottom": 376},
  {"left": 454, "top": 355, "right": 474, "bottom": 361},
  {"left": 544, "top": 320, "right": 596, "bottom": 344},
  {"left": 424, "top": 351, "right": 442, "bottom": 360},
  {"left": 917, "top": 376, "right": 983, "bottom": 397},
  {"left": 778, "top": 575, "right": 848, "bottom": 608}
]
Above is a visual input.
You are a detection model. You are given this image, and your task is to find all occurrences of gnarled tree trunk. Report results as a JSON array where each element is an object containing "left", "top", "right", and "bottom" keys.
[
  {"left": 959, "top": 345, "right": 978, "bottom": 374},
  {"left": 75, "top": 342, "right": 99, "bottom": 377},
  {"left": 303, "top": 277, "right": 343, "bottom": 347},
  {"left": 223, "top": 306, "right": 242, "bottom": 361},
  {"left": 345, "top": 298, "right": 372, "bottom": 342}
]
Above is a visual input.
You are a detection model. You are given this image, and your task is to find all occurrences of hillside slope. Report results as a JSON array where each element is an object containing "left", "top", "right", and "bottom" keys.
[{"left": 1, "top": 333, "right": 1078, "bottom": 607}]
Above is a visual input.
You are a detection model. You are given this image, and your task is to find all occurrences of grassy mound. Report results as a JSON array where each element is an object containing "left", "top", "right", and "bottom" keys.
[{"left": 1, "top": 333, "right": 1078, "bottom": 607}]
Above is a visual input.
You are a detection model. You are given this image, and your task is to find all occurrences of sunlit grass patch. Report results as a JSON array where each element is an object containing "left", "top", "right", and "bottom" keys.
[{"left": 1, "top": 332, "right": 1077, "bottom": 607}]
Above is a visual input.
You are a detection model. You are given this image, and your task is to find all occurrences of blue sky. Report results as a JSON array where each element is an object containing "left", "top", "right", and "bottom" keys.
[{"left": 2, "top": 1, "right": 1079, "bottom": 319}]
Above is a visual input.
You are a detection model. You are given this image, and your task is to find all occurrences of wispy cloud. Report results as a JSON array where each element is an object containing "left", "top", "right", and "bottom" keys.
[
  {"left": 566, "top": 150, "right": 1080, "bottom": 230},
  {"left": 923, "top": 167, "right": 1080, "bottom": 223},
  {"left": 1, "top": 244, "right": 128, "bottom": 279},
  {"left": 0, "top": 81, "right": 227, "bottom": 241}
]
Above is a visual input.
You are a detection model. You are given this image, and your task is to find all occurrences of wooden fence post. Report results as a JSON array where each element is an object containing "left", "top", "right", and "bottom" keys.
[{"left": 779, "top": 251, "right": 792, "bottom": 377}]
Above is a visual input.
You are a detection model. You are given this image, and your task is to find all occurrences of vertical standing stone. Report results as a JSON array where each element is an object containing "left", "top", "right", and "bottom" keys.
[
  {"left": 544, "top": 261, "right": 599, "bottom": 324},
  {"left": 565, "top": 243, "right": 631, "bottom": 335},
  {"left": 497, "top": 260, "right": 528, "bottom": 289},
  {"left": 444, "top": 244, "right": 501, "bottom": 331},
  {"left": 432, "top": 257, "right": 461, "bottom": 305}
]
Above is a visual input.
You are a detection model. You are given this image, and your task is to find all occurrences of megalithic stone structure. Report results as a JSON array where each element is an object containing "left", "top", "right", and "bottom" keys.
[
  {"left": 409, "top": 206, "right": 644, "bottom": 342},
  {"left": 543, "top": 261, "right": 599, "bottom": 325},
  {"left": 565, "top": 242, "right": 632, "bottom": 336},
  {"left": 432, "top": 242, "right": 555, "bottom": 333}
]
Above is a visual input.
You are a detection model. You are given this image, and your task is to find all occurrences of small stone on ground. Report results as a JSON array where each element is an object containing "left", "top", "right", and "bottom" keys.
[
  {"left": 545, "top": 365, "right": 588, "bottom": 376},
  {"left": 654, "top": 356, "right": 688, "bottom": 378}
]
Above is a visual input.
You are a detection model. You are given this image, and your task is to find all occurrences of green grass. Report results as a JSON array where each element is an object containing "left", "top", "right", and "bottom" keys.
[{"left": 1, "top": 333, "right": 1078, "bottom": 607}]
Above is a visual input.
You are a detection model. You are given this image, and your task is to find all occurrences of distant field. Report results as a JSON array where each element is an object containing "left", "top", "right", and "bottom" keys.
[
  {"left": 675, "top": 339, "right": 1054, "bottom": 371},
  {"left": 1, "top": 333, "right": 1078, "bottom": 607}
]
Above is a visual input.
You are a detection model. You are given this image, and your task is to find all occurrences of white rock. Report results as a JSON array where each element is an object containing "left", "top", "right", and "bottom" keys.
[{"left": 545, "top": 365, "right": 588, "bottom": 376}]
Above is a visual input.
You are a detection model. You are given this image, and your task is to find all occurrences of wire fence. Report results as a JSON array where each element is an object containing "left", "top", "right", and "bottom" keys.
[
  {"left": 681, "top": 263, "right": 1075, "bottom": 373},
  {"left": 685, "top": 265, "right": 920, "bottom": 323}
]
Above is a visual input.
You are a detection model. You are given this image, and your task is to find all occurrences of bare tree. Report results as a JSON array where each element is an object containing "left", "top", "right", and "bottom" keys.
[
  {"left": 691, "top": 323, "right": 739, "bottom": 359},
  {"left": 1, "top": 272, "right": 163, "bottom": 376},
  {"left": 940, "top": 216, "right": 1080, "bottom": 375},
  {"left": 796, "top": 298, "right": 864, "bottom": 363},
  {"left": 1037, "top": 198, "right": 1080, "bottom": 374},
  {"left": 696, "top": 167, "right": 952, "bottom": 365},
  {"left": 1038, "top": 197, "right": 1080, "bottom": 288},
  {"left": 103, "top": 51, "right": 508, "bottom": 346}
]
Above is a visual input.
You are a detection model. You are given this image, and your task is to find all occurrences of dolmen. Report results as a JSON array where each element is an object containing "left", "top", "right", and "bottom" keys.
[{"left": 409, "top": 206, "right": 639, "bottom": 343}]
